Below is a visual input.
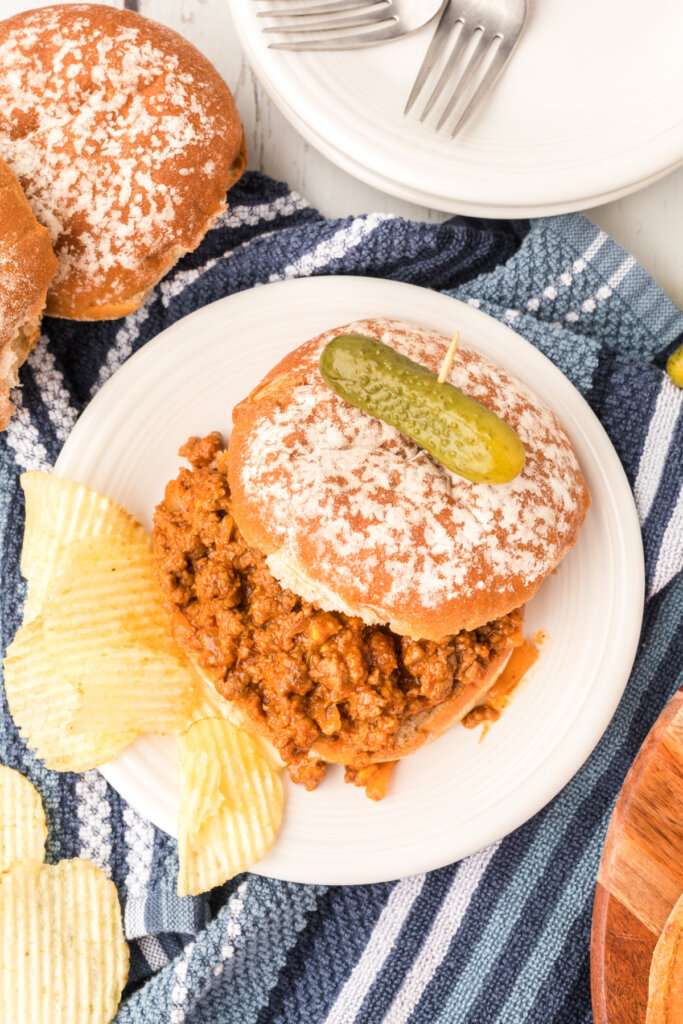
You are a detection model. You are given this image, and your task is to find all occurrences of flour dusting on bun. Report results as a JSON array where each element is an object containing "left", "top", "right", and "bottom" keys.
[
  {"left": 229, "top": 318, "right": 590, "bottom": 641},
  {"left": 0, "top": 4, "right": 246, "bottom": 320}
]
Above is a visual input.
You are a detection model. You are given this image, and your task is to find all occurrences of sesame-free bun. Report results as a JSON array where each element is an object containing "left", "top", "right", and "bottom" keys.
[
  {"left": 0, "top": 4, "right": 246, "bottom": 320},
  {"left": 194, "top": 647, "right": 513, "bottom": 768},
  {"left": 646, "top": 891, "right": 683, "bottom": 1024},
  {"left": 228, "top": 318, "right": 590, "bottom": 642},
  {"left": 314, "top": 647, "right": 513, "bottom": 763},
  {"left": 0, "top": 156, "right": 57, "bottom": 430}
]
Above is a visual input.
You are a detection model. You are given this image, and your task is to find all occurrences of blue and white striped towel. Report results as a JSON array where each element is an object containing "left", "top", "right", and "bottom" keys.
[{"left": 1, "top": 172, "right": 681, "bottom": 1024}]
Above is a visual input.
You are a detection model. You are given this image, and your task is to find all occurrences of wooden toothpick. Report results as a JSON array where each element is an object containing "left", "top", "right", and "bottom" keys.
[{"left": 437, "top": 332, "right": 460, "bottom": 384}]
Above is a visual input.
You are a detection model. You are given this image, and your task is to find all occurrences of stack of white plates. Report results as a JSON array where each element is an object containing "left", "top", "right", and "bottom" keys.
[{"left": 230, "top": 0, "right": 683, "bottom": 217}]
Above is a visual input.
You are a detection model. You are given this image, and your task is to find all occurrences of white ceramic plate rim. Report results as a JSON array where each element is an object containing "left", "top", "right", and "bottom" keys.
[
  {"left": 229, "top": 0, "right": 683, "bottom": 217},
  {"left": 54, "top": 277, "right": 644, "bottom": 885},
  {"left": 249, "top": 80, "right": 683, "bottom": 218}
]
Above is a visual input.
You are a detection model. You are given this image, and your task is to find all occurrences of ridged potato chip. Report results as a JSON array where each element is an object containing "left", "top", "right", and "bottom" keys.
[
  {"left": 190, "top": 662, "right": 285, "bottom": 770},
  {"left": 3, "top": 620, "right": 136, "bottom": 772},
  {"left": 41, "top": 536, "right": 177, "bottom": 668},
  {"left": 20, "top": 472, "right": 147, "bottom": 622},
  {"left": 0, "top": 765, "right": 47, "bottom": 874},
  {"left": 0, "top": 859, "right": 128, "bottom": 1024},
  {"left": 69, "top": 643, "right": 200, "bottom": 735},
  {"left": 177, "top": 718, "right": 283, "bottom": 896}
]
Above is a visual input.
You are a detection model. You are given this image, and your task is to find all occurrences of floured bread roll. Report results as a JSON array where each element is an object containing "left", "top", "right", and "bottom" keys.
[
  {"left": 228, "top": 318, "right": 591, "bottom": 641},
  {"left": 0, "top": 157, "right": 57, "bottom": 431},
  {"left": 647, "top": 891, "right": 683, "bottom": 1024},
  {"left": 0, "top": 4, "right": 247, "bottom": 320}
]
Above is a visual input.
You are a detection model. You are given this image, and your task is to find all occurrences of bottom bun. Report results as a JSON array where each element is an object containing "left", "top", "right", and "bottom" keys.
[
  {"left": 314, "top": 647, "right": 513, "bottom": 764},
  {"left": 194, "top": 646, "right": 513, "bottom": 770}
]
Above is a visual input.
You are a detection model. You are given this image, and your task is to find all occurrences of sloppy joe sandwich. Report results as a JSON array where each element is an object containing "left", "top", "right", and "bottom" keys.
[
  {"left": 0, "top": 156, "right": 57, "bottom": 430},
  {"left": 0, "top": 4, "right": 246, "bottom": 320},
  {"left": 153, "top": 319, "right": 590, "bottom": 796}
]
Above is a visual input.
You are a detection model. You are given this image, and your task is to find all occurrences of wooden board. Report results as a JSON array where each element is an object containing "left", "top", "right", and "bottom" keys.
[{"left": 591, "top": 687, "right": 683, "bottom": 1024}]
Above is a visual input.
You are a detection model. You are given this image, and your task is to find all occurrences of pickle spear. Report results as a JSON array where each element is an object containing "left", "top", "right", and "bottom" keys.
[{"left": 319, "top": 334, "right": 526, "bottom": 485}]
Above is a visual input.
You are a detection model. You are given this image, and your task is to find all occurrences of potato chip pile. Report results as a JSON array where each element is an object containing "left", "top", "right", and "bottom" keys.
[
  {"left": 2, "top": 472, "right": 284, "bottom": 898},
  {"left": 6, "top": 476, "right": 196, "bottom": 771},
  {"left": 0, "top": 765, "right": 128, "bottom": 1024}
]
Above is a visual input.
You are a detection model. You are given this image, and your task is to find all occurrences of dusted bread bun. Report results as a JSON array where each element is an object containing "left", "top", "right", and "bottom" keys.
[
  {"left": 228, "top": 318, "right": 590, "bottom": 642},
  {"left": 646, "top": 891, "right": 683, "bottom": 1024},
  {"left": 0, "top": 157, "right": 57, "bottom": 430},
  {"left": 0, "top": 4, "right": 246, "bottom": 320}
]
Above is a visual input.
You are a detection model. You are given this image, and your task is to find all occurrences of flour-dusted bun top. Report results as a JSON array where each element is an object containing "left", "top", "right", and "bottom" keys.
[
  {"left": 228, "top": 319, "right": 590, "bottom": 641},
  {"left": 0, "top": 4, "right": 246, "bottom": 320},
  {"left": 0, "top": 156, "right": 57, "bottom": 430}
]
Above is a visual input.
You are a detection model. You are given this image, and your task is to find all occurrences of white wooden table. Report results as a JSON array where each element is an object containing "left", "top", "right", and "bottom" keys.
[{"left": 8, "top": 0, "right": 683, "bottom": 309}]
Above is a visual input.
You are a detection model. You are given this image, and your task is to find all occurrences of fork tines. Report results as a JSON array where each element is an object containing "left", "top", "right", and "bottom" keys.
[
  {"left": 256, "top": 0, "right": 403, "bottom": 50},
  {"left": 405, "top": 0, "right": 526, "bottom": 139}
]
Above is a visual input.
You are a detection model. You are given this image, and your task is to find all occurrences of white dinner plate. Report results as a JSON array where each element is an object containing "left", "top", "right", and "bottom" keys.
[
  {"left": 229, "top": 0, "right": 683, "bottom": 217},
  {"left": 55, "top": 277, "right": 643, "bottom": 885}
]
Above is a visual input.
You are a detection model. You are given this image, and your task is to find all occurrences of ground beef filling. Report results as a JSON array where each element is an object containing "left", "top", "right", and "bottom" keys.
[{"left": 152, "top": 434, "right": 524, "bottom": 790}]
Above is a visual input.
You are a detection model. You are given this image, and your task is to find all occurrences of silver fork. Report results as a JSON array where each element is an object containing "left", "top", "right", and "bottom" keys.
[
  {"left": 256, "top": 0, "right": 444, "bottom": 51},
  {"left": 405, "top": 0, "right": 527, "bottom": 138}
]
